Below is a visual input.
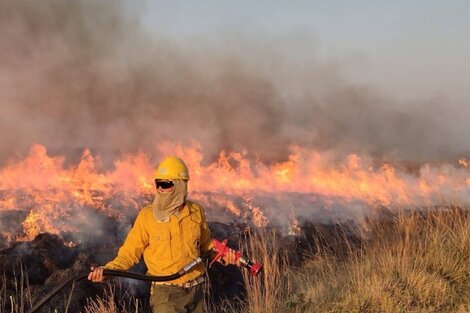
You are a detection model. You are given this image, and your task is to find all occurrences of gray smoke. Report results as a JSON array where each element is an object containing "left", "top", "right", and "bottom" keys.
[{"left": 1, "top": 0, "right": 468, "bottom": 167}]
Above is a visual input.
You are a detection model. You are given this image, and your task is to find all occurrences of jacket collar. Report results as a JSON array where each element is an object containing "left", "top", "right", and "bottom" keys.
[{"left": 178, "top": 202, "right": 191, "bottom": 220}]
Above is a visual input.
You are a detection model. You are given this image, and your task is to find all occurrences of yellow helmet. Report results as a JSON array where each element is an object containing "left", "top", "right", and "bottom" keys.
[{"left": 154, "top": 156, "right": 190, "bottom": 180}]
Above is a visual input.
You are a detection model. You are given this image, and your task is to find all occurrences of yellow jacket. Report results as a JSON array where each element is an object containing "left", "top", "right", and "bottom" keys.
[{"left": 105, "top": 200, "right": 212, "bottom": 285}]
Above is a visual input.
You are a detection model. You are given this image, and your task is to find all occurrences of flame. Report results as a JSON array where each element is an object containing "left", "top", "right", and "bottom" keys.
[
  {"left": 288, "top": 210, "right": 302, "bottom": 236},
  {"left": 1, "top": 143, "right": 470, "bottom": 243},
  {"left": 460, "top": 159, "right": 470, "bottom": 168}
]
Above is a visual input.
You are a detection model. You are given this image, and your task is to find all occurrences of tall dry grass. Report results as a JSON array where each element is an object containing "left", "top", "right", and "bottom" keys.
[
  {"left": 205, "top": 207, "right": 470, "bottom": 312},
  {"left": 84, "top": 282, "right": 143, "bottom": 313},
  {"left": 297, "top": 207, "right": 470, "bottom": 312},
  {"left": 0, "top": 266, "right": 34, "bottom": 313},
  {"left": 238, "top": 230, "right": 293, "bottom": 313}
]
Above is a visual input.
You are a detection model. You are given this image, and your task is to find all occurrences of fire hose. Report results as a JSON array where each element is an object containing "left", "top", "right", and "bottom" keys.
[
  {"left": 26, "top": 258, "right": 202, "bottom": 313},
  {"left": 26, "top": 239, "right": 262, "bottom": 313}
]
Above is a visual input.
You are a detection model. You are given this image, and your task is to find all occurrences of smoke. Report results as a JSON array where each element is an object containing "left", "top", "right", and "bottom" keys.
[{"left": 0, "top": 0, "right": 468, "bottom": 167}]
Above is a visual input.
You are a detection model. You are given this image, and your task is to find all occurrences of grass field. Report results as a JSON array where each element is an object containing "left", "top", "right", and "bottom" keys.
[
  {"left": 4, "top": 206, "right": 470, "bottom": 312},
  {"left": 217, "top": 207, "right": 470, "bottom": 312}
]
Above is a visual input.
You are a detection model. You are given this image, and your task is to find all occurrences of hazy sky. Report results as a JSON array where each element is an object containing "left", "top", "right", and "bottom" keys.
[
  {"left": 1, "top": 0, "right": 469, "bottom": 164},
  {"left": 143, "top": 0, "right": 470, "bottom": 105}
]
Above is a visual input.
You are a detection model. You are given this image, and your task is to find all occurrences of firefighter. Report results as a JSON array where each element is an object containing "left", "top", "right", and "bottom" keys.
[{"left": 88, "top": 156, "right": 238, "bottom": 313}]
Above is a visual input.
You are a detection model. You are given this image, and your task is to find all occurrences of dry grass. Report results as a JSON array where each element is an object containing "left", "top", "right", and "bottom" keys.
[
  {"left": 83, "top": 280, "right": 148, "bottom": 313},
  {"left": 204, "top": 207, "right": 470, "bottom": 312},
  {"left": 5, "top": 207, "right": 470, "bottom": 312},
  {"left": 297, "top": 208, "right": 470, "bottom": 312},
  {"left": 238, "top": 230, "right": 293, "bottom": 313},
  {"left": 83, "top": 287, "right": 121, "bottom": 313},
  {"left": 1, "top": 266, "right": 33, "bottom": 313}
]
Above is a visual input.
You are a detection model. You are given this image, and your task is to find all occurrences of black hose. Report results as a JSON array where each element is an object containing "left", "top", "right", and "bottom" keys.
[{"left": 26, "top": 257, "right": 203, "bottom": 313}]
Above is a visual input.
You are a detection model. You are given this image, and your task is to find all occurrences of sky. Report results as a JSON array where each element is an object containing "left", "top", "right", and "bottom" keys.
[
  {"left": 143, "top": 0, "right": 470, "bottom": 105},
  {"left": 1, "top": 0, "right": 469, "bottom": 165}
]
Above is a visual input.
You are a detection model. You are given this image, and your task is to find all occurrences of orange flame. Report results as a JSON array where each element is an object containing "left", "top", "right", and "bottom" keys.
[{"left": 0, "top": 143, "right": 470, "bottom": 243}]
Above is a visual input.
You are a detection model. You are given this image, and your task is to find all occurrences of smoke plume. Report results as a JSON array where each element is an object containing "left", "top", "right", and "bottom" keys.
[{"left": 0, "top": 0, "right": 468, "bottom": 167}]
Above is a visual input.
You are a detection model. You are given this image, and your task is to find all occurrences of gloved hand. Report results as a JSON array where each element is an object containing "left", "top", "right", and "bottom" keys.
[{"left": 220, "top": 249, "right": 241, "bottom": 267}]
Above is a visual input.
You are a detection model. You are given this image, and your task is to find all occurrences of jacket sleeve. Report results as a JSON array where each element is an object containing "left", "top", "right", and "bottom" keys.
[
  {"left": 200, "top": 207, "right": 213, "bottom": 253},
  {"left": 105, "top": 210, "right": 149, "bottom": 270}
]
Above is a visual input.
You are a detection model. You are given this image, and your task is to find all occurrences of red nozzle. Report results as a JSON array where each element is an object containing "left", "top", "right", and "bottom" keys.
[
  {"left": 238, "top": 257, "right": 263, "bottom": 277},
  {"left": 249, "top": 262, "right": 263, "bottom": 277},
  {"left": 211, "top": 239, "right": 263, "bottom": 277}
]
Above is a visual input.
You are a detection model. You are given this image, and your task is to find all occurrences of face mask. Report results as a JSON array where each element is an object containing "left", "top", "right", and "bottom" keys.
[{"left": 152, "top": 179, "right": 187, "bottom": 222}]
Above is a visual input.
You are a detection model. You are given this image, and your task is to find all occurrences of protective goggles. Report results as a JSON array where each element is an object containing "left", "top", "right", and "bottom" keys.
[{"left": 155, "top": 180, "right": 174, "bottom": 189}]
